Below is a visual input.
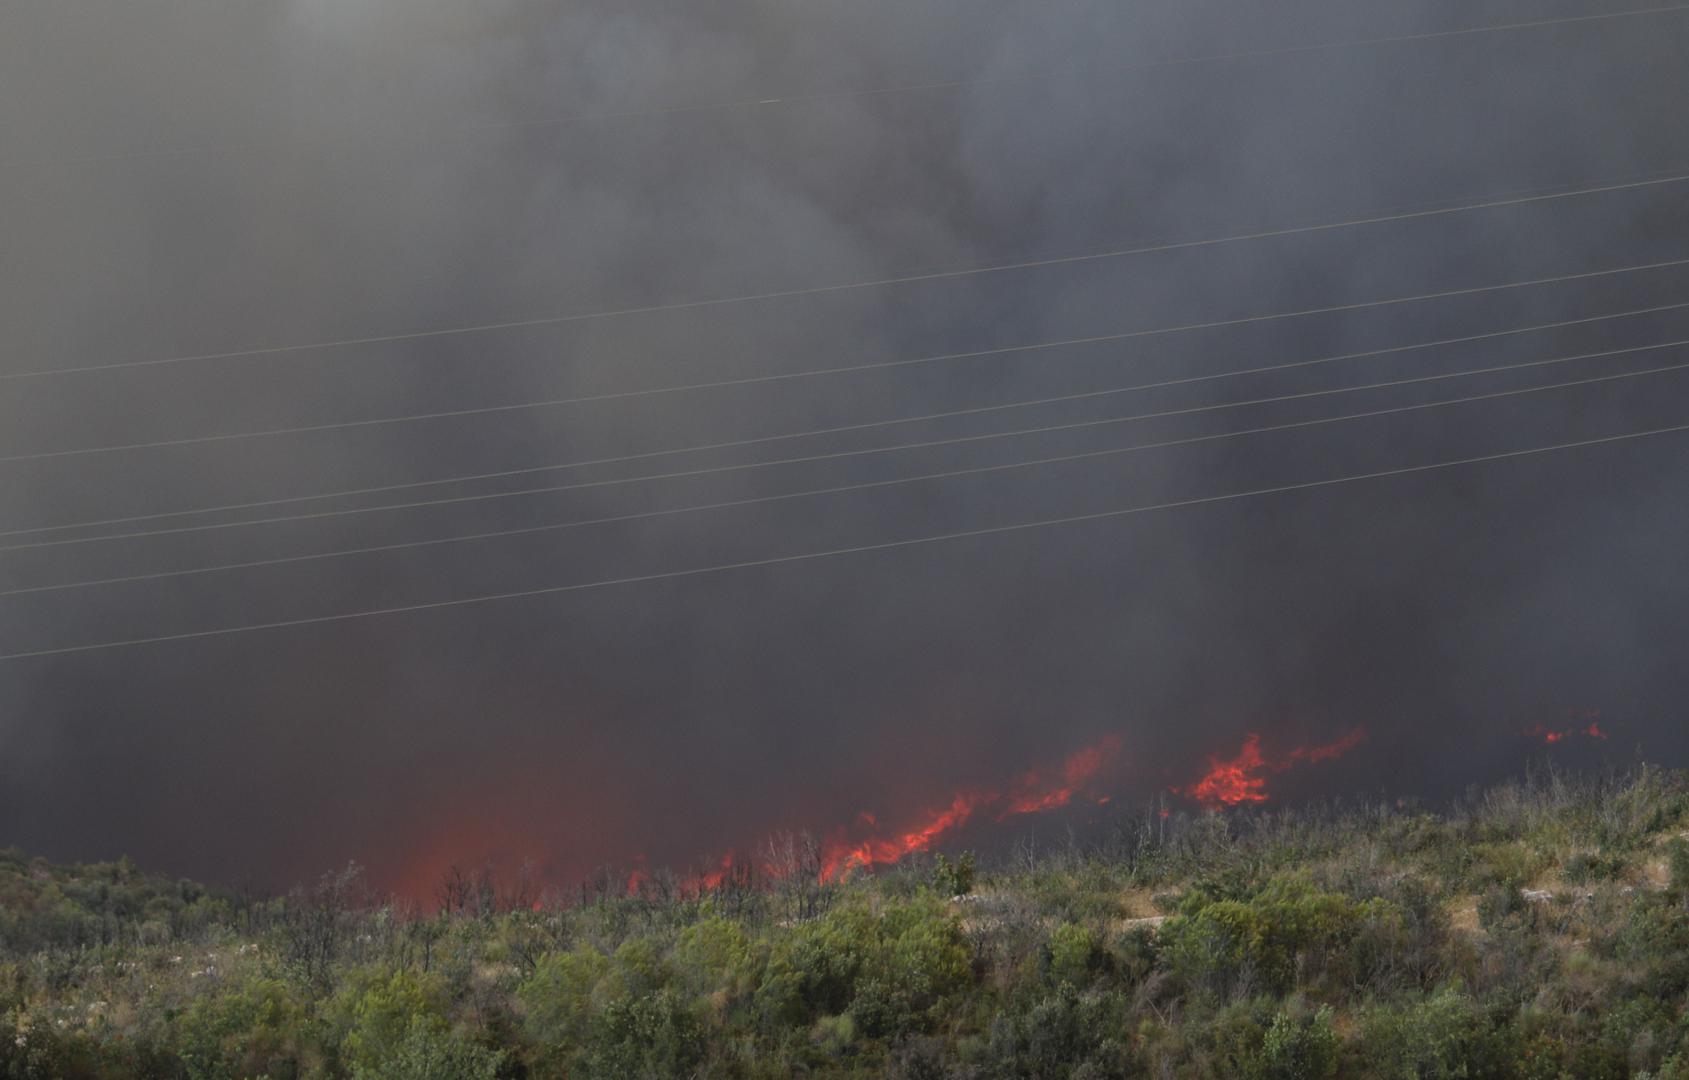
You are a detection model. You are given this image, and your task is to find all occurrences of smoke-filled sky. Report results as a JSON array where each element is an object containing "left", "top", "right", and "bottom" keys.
[{"left": 2, "top": 0, "right": 1688, "bottom": 896}]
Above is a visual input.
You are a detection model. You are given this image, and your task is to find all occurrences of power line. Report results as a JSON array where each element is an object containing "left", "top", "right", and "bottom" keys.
[
  {"left": 4, "top": 272, "right": 1684, "bottom": 551},
  {"left": 3, "top": 416, "right": 1683, "bottom": 663},
  {"left": 10, "top": 4, "right": 1686, "bottom": 170},
  {"left": 7, "top": 351, "right": 1687, "bottom": 598},
  {"left": 6, "top": 330, "right": 1685, "bottom": 558},
  {"left": 7, "top": 258, "right": 1689, "bottom": 465},
  {"left": 7, "top": 171, "right": 1687, "bottom": 383}
]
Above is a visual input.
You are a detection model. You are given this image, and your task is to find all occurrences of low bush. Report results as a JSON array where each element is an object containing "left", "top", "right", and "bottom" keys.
[{"left": 3, "top": 767, "right": 1689, "bottom": 1078}]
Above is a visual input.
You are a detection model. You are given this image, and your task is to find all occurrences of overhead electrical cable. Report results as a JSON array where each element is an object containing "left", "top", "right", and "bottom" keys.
[
  {"left": 5, "top": 351, "right": 1688, "bottom": 597},
  {"left": 2, "top": 414, "right": 1684, "bottom": 662},
  {"left": 6, "top": 262, "right": 1689, "bottom": 465},
  {"left": 6, "top": 331, "right": 1682, "bottom": 557}
]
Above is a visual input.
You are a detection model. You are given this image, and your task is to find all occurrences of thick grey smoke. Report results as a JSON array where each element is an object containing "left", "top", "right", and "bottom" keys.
[{"left": 1, "top": 0, "right": 1686, "bottom": 893}]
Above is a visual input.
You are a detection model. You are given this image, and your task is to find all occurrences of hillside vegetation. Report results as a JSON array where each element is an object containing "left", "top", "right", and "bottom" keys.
[{"left": 6, "top": 766, "right": 1689, "bottom": 1078}]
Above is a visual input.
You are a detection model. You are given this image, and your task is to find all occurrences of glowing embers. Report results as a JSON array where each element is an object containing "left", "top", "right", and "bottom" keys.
[
  {"left": 1522, "top": 723, "right": 1607, "bottom": 744},
  {"left": 1176, "top": 728, "right": 1366, "bottom": 810}
]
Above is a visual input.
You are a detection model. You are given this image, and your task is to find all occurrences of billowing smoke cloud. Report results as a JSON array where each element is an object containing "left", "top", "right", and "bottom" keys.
[{"left": 1, "top": 0, "right": 1687, "bottom": 896}]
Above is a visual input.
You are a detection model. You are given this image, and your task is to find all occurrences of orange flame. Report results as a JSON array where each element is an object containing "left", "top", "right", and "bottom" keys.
[
  {"left": 1176, "top": 728, "right": 1366, "bottom": 810},
  {"left": 686, "top": 850, "right": 741, "bottom": 893},
  {"left": 1180, "top": 733, "right": 1271, "bottom": 808},
  {"left": 1000, "top": 734, "right": 1125, "bottom": 818},
  {"left": 386, "top": 733, "right": 1135, "bottom": 902},
  {"left": 821, "top": 792, "right": 988, "bottom": 881},
  {"left": 1286, "top": 727, "right": 1368, "bottom": 764},
  {"left": 820, "top": 733, "right": 1125, "bottom": 880},
  {"left": 1522, "top": 712, "right": 1608, "bottom": 744}
]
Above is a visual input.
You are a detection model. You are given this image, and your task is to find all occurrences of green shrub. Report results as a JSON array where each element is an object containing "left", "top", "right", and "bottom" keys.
[
  {"left": 933, "top": 853, "right": 976, "bottom": 898},
  {"left": 673, "top": 916, "right": 759, "bottom": 1001},
  {"left": 349, "top": 1014, "right": 502, "bottom": 1080},
  {"left": 1642, "top": 1052, "right": 1689, "bottom": 1080},
  {"left": 1104, "top": 926, "right": 1159, "bottom": 988},
  {"left": 337, "top": 969, "right": 453, "bottom": 1075},
  {"left": 881, "top": 908, "right": 972, "bottom": 1026},
  {"left": 1476, "top": 884, "right": 1528, "bottom": 931},
  {"left": 1178, "top": 997, "right": 1274, "bottom": 1078},
  {"left": 1163, "top": 877, "right": 1367, "bottom": 998},
  {"left": 11, "top": 766, "right": 1689, "bottom": 1080},
  {"left": 1260, "top": 1005, "right": 1338, "bottom": 1080},
  {"left": 757, "top": 905, "right": 875, "bottom": 1025},
  {"left": 1601, "top": 995, "right": 1675, "bottom": 1074},
  {"left": 847, "top": 976, "right": 901, "bottom": 1039},
  {"left": 1564, "top": 851, "right": 1627, "bottom": 885},
  {"left": 581, "top": 988, "right": 703, "bottom": 1080},
  {"left": 608, "top": 936, "right": 669, "bottom": 999},
  {"left": 1611, "top": 900, "right": 1689, "bottom": 998},
  {"left": 1467, "top": 843, "right": 1550, "bottom": 891},
  {"left": 1048, "top": 923, "right": 1101, "bottom": 987},
  {"left": 517, "top": 947, "right": 611, "bottom": 1049},
  {"left": 984, "top": 983, "right": 1135, "bottom": 1079},
  {"left": 176, "top": 977, "right": 304, "bottom": 1080},
  {"left": 1357, "top": 985, "right": 1518, "bottom": 1080},
  {"left": 1667, "top": 838, "right": 1689, "bottom": 898}
]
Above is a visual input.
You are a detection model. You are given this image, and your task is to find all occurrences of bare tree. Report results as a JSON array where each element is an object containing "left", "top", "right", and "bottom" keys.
[
  {"left": 499, "top": 858, "right": 542, "bottom": 914},
  {"left": 761, "top": 830, "right": 826, "bottom": 923},
  {"left": 278, "top": 862, "right": 365, "bottom": 990},
  {"left": 438, "top": 864, "right": 475, "bottom": 919}
]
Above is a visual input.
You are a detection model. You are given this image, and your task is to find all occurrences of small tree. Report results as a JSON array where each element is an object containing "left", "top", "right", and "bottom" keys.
[
  {"left": 349, "top": 1015, "right": 502, "bottom": 1080},
  {"left": 932, "top": 852, "right": 976, "bottom": 898},
  {"left": 1261, "top": 1005, "right": 1339, "bottom": 1080},
  {"left": 278, "top": 863, "right": 365, "bottom": 990}
]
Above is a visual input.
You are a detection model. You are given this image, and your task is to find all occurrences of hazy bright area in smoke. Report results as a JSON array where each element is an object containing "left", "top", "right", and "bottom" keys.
[{"left": 1, "top": 0, "right": 1687, "bottom": 897}]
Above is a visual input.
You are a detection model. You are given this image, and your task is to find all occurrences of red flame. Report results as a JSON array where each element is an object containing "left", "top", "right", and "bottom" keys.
[
  {"left": 821, "top": 792, "right": 987, "bottom": 881},
  {"left": 1180, "top": 733, "right": 1271, "bottom": 808},
  {"left": 1286, "top": 727, "right": 1368, "bottom": 764},
  {"left": 686, "top": 850, "right": 740, "bottom": 893},
  {"left": 387, "top": 723, "right": 1376, "bottom": 905},
  {"left": 1522, "top": 721, "right": 1608, "bottom": 745},
  {"left": 1000, "top": 734, "right": 1125, "bottom": 818},
  {"left": 819, "top": 733, "right": 1125, "bottom": 880},
  {"left": 1176, "top": 728, "right": 1367, "bottom": 810}
]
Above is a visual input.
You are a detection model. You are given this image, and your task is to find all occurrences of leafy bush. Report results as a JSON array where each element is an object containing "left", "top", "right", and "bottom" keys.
[
  {"left": 516, "top": 944, "right": 611, "bottom": 1069},
  {"left": 984, "top": 983, "right": 1135, "bottom": 1079},
  {"left": 1609, "top": 899, "right": 1689, "bottom": 998},
  {"left": 1048, "top": 923, "right": 1101, "bottom": 987},
  {"left": 581, "top": 988, "right": 703, "bottom": 1080},
  {"left": 1477, "top": 883, "right": 1528, "bottom": 931},
  {"left": 672, "top": 916, "right": 760, "bottom": 1002},
  {"left": 757, "top": 904, "right": 875, "bottom": 1025},
  {"left": 1564, "top": 851, "right": 1627, "bottom": 885},
  {"left": 1357, "top": 985, "right": 1518, "bottom": 1080},
  {"left": 1667, "top": 838, "right": 1689, "bottom": 899},
  {"left": 1260, "top": 1005, "right": 1338, "bottom": 1080},
  {"left": 176, "top": 977, "right": 305, "bottom": 1080},
  {"left": 349, "top": 1015, "right": 501, "bottom": 1080},
  {"left": 880, "top": 905, "right": 972, "bottom": 1028},
  {"left": 6, "top": 767, "right": 1689, "bottom": 1078},
  {"left": 932, "top": 852, "right": 976, "bottom": 898},
  {"left": 1163, "top": 877, "right": 1371, "bottom": 998},
  {"left": 337, "top": 969, "right": 452, "bottom": 1074}
]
